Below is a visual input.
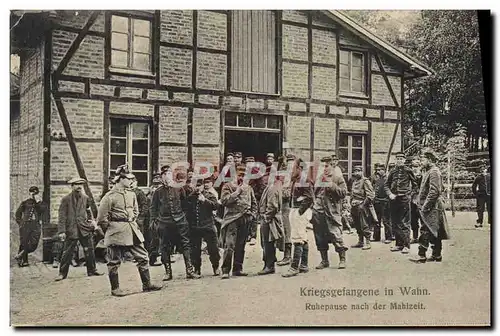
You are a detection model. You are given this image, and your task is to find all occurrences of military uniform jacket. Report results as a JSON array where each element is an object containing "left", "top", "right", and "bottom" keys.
[
  {"left": 220, "top": 182, "right": 257, "bottom": 228},
  {"left": 133, "top": 187, "right": 149, "bottom": 221},
  {"left": 97, "top": 186, "right": 144, "bottom": 246},
  {"left": 58, "top": 192, "right": 94, "bottom": 239},
  {"left": 350, "top": 177, "right": 375, "bottom": 207},
  {"left": 418, "top": 165, "right": 450, "bottom": 240},
  {"left": 472, "top": 174, "right": 491, "bottom": 197},
  {"left": 150, "top": 184, "right": 188, "bottom": 225},
  {"left": 289, "top": 178, "right": 315, "bottom": 215},
  {"left": 384, "top": 165, "right": 418, "bottom": 198},
  {"left": 311, "top": 173, "right": 347, "bottom": 225},
  {"left": 371, "top": 173, "right": 389, "bottom": 202},
  {"left": 186, "top": 189, "right": 218, "bottom": 230},
  {"left": 259, "top": 180, "right": 284, "bottom": 243}
]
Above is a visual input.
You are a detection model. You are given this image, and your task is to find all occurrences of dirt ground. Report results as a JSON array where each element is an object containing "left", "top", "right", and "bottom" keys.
[{"left": 10, "top": 212, "right": 490, "bottom": 327}]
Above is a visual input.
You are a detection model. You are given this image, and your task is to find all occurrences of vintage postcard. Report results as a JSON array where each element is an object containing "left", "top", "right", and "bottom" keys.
[{"left": 9, "top": 9, "right": 491, "bottom": 327}]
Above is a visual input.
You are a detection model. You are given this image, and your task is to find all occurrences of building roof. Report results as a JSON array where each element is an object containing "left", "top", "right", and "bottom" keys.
[{"left": 324, "top": 10, "right": 434, "bottom": 78}]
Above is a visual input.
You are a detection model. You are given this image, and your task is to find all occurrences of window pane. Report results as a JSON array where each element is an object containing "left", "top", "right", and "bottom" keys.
[
  {"left": 339, "top": 64, "right": 350, "bottom": 79},
  {"left": 340, "top": 78, "right": 350, "bottom": 91},
  {"left": 225, "top": 113, "right": 237, "bottom": 126},
  {"left": 253, "top": 115, "right": 266, "bottom": 128},
  {"left": 110, "top": 138, "right": 127, "bottom": 153},
  {"left": 238, "top": 114, "right": 251, "bottom": 127},
  {"left": 339, "top": 134, "right": 348, "bottom": 147},
  {"left": 134, "top": 172, "right": 148, "bottom": 187},
  {"left": 111, "top": 32, "right": 129, "bottom": 51},
  {"left": 267, "top": 115, "right": 279, "bottom": 129},
  {"left": 338, "top": 148, "right": 349, "bottom": 160},
  {"left": 111, "top": 50, "right": 128, "bottom": 68},
  {"left": 111, "top": 122, "right": 127, "bottom": 137},
  {"left": 352, "top": 66, "right": 363, "bottom": 81},
  {"left": 133, "top": 19, "right": 151, "bottom": 37},
  {"left": 132, "top": 140, "right": 148, "bottom": 154},
  {"left": 351, "top": 79, "right": 363, "bottom": 93},
  {"left": 352, "top": 148, "right": 363, "bottom": 161},
  {"left": 132, "top": 123, "right": 149, "bottom": 138},
  {"left": 338, "top": 161, "right": 348, "bottom": 172},
  {"left": 339, "top": 50, "right": 349, "bottom": 64},
  {"left": 112, "top": 16, "right": 129, "bottom": 33},
  {"left": 133, "top": 53, "right": 151, "bottom": 71},
  {"left": 352, "top": 136, "right": 363, "bottom": 148},
  {"left": 133, "top": 36, "right": 150, "bottom": 53},
  {"left": 352, "top": 53, "right": 363, "bottom": 67},
  {"left": 111, "top": 155, "right": 126, "bottom": 169},
  {"left": 132, "top": 156, "right": 148, "bottom": 171}
]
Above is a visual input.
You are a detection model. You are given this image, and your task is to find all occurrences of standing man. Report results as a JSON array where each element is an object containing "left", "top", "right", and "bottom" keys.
[
  {"left": 96, "top": 166, "right": 162, "bottom": 296},
  {"left": 257, "top": 173, "right": 284, "bottom": 275},
  {"left": 145, "top": 172, "right": 162, "bottom": 266},
  {"left": 266, "top": 153, "right": 275, "bottom": 167},
  {"left": 372, "top": 163, "right": 391, "bottom": 244},
  {"left": 14, "top": 186, "right": 47, "bottom": 267},
  {"left": 55, "top": 178, "right": 103, "bottom": 281},
  {"left": 150, "top": 165, "right": 201, "bottom": 281},
  {"left": 410, "top": 158, "right": 423, "bottom": 243},
  {"left": 310, "top": 156, "right": 349, "bottom": 270},
  {"left": 384, "top": 152, "right": 418, "bottom": 254},
  {"left": 245, "top": 156, "right": 259, "bottom": 246},
  {"left": 472, "top": 165, "right": 491, "bottom": 228},
  {"left": 350, "top": 166, "right": 375, "bottom": 250},
  {"left": 186, "top": 177, "right": 221, "bottom": 276},
  {"left": 410, "top": 150, "right": 450, "bottom": 263},
  {"left": 131, "top": 177, "right": 149, "bottom": 234},
  {"left": 234, "top": 152, "right": 244, "bottom": 171},
  {"left": 277, "top": 154, "right": 295, "bottom": 266},
  {"left": 220, "top": 166, "right": 257, "bottom": 279}
]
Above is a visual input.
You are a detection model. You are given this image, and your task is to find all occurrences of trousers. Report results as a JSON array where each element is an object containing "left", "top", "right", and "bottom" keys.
[
  {"left": 260, "top": 222, "right": 277, "bottom": 268},
  {"left": 190, "top": 227, "right": 220, "bottom": 271},
  {"left": 106, "top": 233, "right": 149, "bottom": 274},
  {"left": 476, "top": 195, "right": 491, "bottom": 225},
  {"left": 374, "top": 201, "right": 391, "bottom": 240},
  {"left": 351, "top": 204, "right": 371, "bottom": 240},
  {"left": 418, "top": 225, "right": 442, "bottom": 257},
  {"left": 311, "top": 211, "right": 347, "bottom": 253},
  {"left": 59, "top": 231, "right": 97, "bottom": 277},
  {"left": 221, "top": 216, "right": 251, "bottom": 274},
  {"left": 158, "top": 218, "right": 191, "bottom": 265},
  {"left": 389, "top": 197, "right": 411, "bottom": 248}
]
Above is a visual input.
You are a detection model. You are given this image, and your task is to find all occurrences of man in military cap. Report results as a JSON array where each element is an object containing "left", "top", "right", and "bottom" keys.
[
  {"left": 55, "top": 178, "right": 103, "bottom": 281},
  {"left": 371, "top": 163, "right": 391, "bottom": 243},
  {"left": 220, "top": 165, "right": 257, "bottom": 279},
  {"left": 150, "top": 165, "right": 200, "bottom": 281},
  {"left": 245, "top": 155, "right": 260, "bottom": 246},
  {"left": 410, "top": 149, "right": 450, "bottom": 263},
  {"left": 410, "top": 158, "right": 423, "bottom": 243},
  {"left": 266, "top": 153, "right": 275, "bottom": 167},
  {"left": 143, "top": 173, "right": 162, "bottom": 266},
  {"left": 384, "top": 152, "right": 418, "bottom": 254},
  {"left": 277, "top": 153, "right": 296, "bottom": 266},
  {"left": 15, "top": 186, "right": 47, "bottom": 267},
  {"left": 234, "top": 152, "right": 245, "bottom": 171},
  {"left": 350, "top": 166, "right": 375, "bottom": 250},
  {"left": 331, "top": 154, "right": 344, "bottom": 178},
  {"left": 472, "top": 165, "right": 491, "bottom": 228},
  {"left": 96, "top": 165, "right": 162, "bottom": 296},
  {"left": 310, "top": 156, "right": 349, "bottom": 269}
]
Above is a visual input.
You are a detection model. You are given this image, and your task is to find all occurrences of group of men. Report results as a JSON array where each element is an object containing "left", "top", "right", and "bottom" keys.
[{"left": 14, "top": 147, "right": 461, "bottom": 297}]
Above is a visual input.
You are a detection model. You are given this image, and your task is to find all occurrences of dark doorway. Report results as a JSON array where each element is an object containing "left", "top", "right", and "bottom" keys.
[{"left": 225, "top": 130, "right": 281, "bottom": 164}]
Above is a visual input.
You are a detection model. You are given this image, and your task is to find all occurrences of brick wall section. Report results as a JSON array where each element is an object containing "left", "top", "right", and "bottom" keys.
[
  {"left": 192, "top": 109, "right": 220, "bottom": 145},
  {"left": 198, "top": 95, "right": 220, "bottom": 105},
  {"left": 348, "top": 107, "right": 364, "bottom": 117},
  {"left": 371, "top": 122, "right": 402, "bottom": 154},
  {"left": 282, "top": 25, "right": 308, "bottom": 61},
  {"left": 58, "top": 81, "right": 85, "bottom": 93},
  {"left": 366, "top": 108, "right": 381, "bottom": 118},
  {"left": 330, "top": 105, "right": 347, "bottom": 115},
  {"left": 288, "top": 102, "right": 306, "bottom": 112},
  {"left": 312, "top": 29, "right": 336, "bottom": 64},
  {"left": 311, "top": 66, "right": 335, "bottom": 100},
  {"left": 159, "top": 106, "right": 188, "bottom": 144},
  {"left": 160, "top": 47, "right": 192, "bottom": 87},
  {"left": 120, "top": 87, "right": 143, "bottom": 99},
  {"left": 311, "top": 13, "right": 337, "bottom": 29},
  {"left": 51, "top": 98, "right": 104, "bottom": 139},
  {"left": 385, "top": 110, "right": 399, "bottom": 120},
  {"left": 314, "top": 150, "right": 336, "bottom": 162},
  {"left": 310, "top": 103, "right": 326, "bottom": 114},
  {"left": 314, "top": 118, "right": 336, "bottom": 149},
  {"left": 339, "top": 30, "right": 369, "bottom": 48},
  {"left": 282, "top": 63, "right": 308, "bottom": 98},
  {"left": 50, "top": 142, "right": 103, "bottom": 182},
  {"left": 282, "top": 10, "right": 308, "bottom": 23},
  {"left": 371, "top": 54, "right": 402, "bottom": 74},
  {"left": 197, "top": 52, "right": 227, "bottom": 90},
  {"left": 287, "top": 115, "right": 311, "bottom": 149},
  {"left": 159, "top": 146, "right": 188, "bottom": 166},
  {"left": 197, "top": 11, "right": 227, "bottom": 50},
  {"left": 110, "top": 75, "right": 154, "bottom": 84},
  {"left": 193, "top": 147, "right": 220, "bottom": 166},
  {"left": 267, "top": 100, "right": 287, "bottom": 112},
  {"left": 54, "top": 11, "right": 105, "bottom": 32},
  {"left": 371, "top": 153, "right": 388, "bottom": 168},
  {"left": 160, "top": 10, "right": 193, "bottom": 45},
  {"left": 148, "top": 90, "right": 170, "bottom": 101},
  {"left": 109, "top": 102, "right": 154, "bottom": 118},
  {"left": 338, "top": 119, "right": 368, "bottom": 131},
  {"left": 52, "top": 31, "right": 105, "bottom": 78},
  {"left": 173, "top": 93, "right": 194, "bottom": 103},
  {"left": 372, "top": 74, "right": 401, "bottom": 106}
]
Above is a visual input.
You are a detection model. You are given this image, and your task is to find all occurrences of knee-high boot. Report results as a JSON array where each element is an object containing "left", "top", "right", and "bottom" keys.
[{"left": 183, "top": 250, "right": 201, "bottom": 279}]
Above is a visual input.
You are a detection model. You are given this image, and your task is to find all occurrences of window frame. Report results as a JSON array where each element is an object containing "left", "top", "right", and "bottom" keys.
[
  {"left": 109, "top": 119, "right": 152, "bottom": 187},
  {"left": 338, "top": 48, "right": 369, "bottom": 98},
  {"left": 224, "top": 112, "right": 281, "bottom": 133},
  {"left": 338, "top": 132, "right": 367, "bottom": 181},
  {"left": 108, "top": 13, "right": 155, "bottom": 76}
]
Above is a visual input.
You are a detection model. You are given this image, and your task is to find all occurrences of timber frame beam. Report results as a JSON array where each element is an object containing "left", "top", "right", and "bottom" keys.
[{"left": 373, "top": 53, "right": 400, "bottom": 109}]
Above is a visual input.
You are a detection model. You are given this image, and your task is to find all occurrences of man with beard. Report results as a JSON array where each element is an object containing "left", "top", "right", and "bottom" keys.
[
  {"left": 55, "top": 178, "right": 103, "bottom": 281},
  {"left": 410, "top": 150, "right": 450, "bottom": 263},
  {"left": 350, "top": 166, "right": 375, "bottom": 250},
  {"left": 96, "top": 166, "right": 163, "bottom": 296},
  {"left": 277, "top": 154, "right": 295, "bottom": 266},
  {"left": 384, "top": 152, "right": 418, "bottom": 254},
  {"left": 310, "top": 156, "right": 349, "bottom": 269},
  {"left": 410, "top": 158, "right": 423, "bottom": 243},
  {"left": 472, "top": 165, "right": 491, "bottom": 228},
  {"left": 150, "top": 165, "right": 201, "bottom": 281},
  {"left": 186, "top": 176, "right": 221, "bottom": 276},
  {"left": 371, "top": 164, "right": 391, "bottom": 244},
  {"left": 257, "top": 172, "right": 284, "bottom": 275},
  {"left": 145, "top": 173, "right": 162, "bottom": 266},
  {"left": 15, "top": 186, "right": 47, "bottom": 267},
  {"left": 220, "top": 166, "right": 257, "bottom": 279}
]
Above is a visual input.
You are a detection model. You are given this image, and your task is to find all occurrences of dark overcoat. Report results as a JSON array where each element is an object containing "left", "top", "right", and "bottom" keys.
[{"left": 58, "top": 192, "right": 94, "bottom": 239}]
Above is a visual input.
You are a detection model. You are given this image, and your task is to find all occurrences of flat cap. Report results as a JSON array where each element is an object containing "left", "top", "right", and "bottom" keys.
[
  {"left": 320, "top": 156, "right": 332, "bottom": 163},
  {"left": 29, "top": 186, "right": 39, "bottom": 194},
  {"left": 353, "top": 165, "right": 363, "bottom": 172},
  {"left": 331, "top": 154, "right": 338, "bottom": 160},
  {"left": 420, "top": 149, "right": 438, "bottom": 162},
  {"left": 114, "top": 164, "right": 135, "bottom": 180},
  {"left": 226, "top": 152, "right": 234, "bottom": 158},
  {"left": 266, "top": 153, "right": 275, "bottom": 159},
  {"left": 245, "top": 156, "right": 255, "bottom": 163},
  {"left": 68, "top": 177, "right": 87, "bottom": 185},
  {"left": 395, "top": 152, "right": 406, "bottom": 158},
  {"left": 160, "top": 165, "right": 171, "bottom": 174},
  {"left": 376, "top": 164, "right": 386, "bottom": 170},
  {"left": 234, "top": 152, "right": 242, "bottom": 158}
]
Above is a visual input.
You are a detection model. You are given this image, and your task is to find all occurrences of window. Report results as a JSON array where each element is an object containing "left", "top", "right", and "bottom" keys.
[
  {"left": 338, "top": 133, "right": 366, "bottom": 181},
  {"left": 231, "top": 10, "right": 277, "bottom": 94},
  {"left": 111, "top": 15, "right": 152, "bottom": 72},
  {"left": 110, "top": 119, "right": 150, "bottom": 187},
  {"left": 339, "top": 50, "right": 366, "bottom": 94},
  {"left": 225, "top": 112, "right": 281, "bottom": 131}
]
